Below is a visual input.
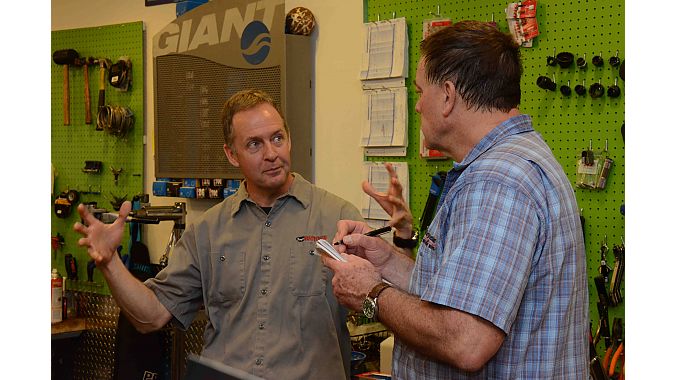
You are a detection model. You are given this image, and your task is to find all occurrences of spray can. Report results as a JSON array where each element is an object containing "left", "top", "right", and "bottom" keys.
[{"left": 51, "top": 268, "right": 63, "bottom": 324}]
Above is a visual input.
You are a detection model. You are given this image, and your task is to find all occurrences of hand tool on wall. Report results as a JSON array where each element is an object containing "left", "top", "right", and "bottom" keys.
[
  {"left": 52, "top": 49, "right": 80, "bottom": 125},
  {"left": 87, "top": 259, "right": 96, "bottom": 282},
  {"left": 75, "top": 57, "right": 94, "bottom": 124},
  {"left": 95, "top": 58, "right": 112, "bottom": 131},
  {"left": 598, "top": 237, "right": 611, "bottom": 283},
  {"left": 111, "top": 167, "right": 124, "bottom": 185},
  {"left": 596, "top": 301, "right": 611, "bottom": 349},
  {"left": 609, "top": 241, "right": 625, "bottom": 306},
  {"left": 51, "top": 233, "right": 65, "bottom": 259},
  {"left": 602, "top": 318, "right": 623, "bottom": 376},
  {"left": 64, "top": 253, "right": 78, "bottom": 280}
]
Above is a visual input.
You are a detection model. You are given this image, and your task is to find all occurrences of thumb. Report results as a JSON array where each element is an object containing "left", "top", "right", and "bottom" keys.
[
  {"left": 116, "top": 201, "right": 132, "bottom": 224},
  {"left": 343, "top": 233, "right": 379, "bottom": 250}
]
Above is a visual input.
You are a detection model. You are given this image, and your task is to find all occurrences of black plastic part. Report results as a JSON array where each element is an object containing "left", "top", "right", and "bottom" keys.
[
  {"left": 576, "top": 56, "right": 587, "bottom": 68},
  {"left": 592, "top": 55, "right": 604, "bottom": 67},
  {"left": 560, "top": 85, "right": 572, "bottom": 96},
  {"left": 589, "top": 83, "right": 605, "bottom": 98},
  {"left": 609, "top": 56, "right": 621, "bottom": 67},
  {"left": 607, "top": 85, "right": 621, "bottom": 98},
  {"left": 574, "top": 84, "right": 587, "bottom": 96},
  {"left": 556, "top": 52, "right": 574, "bottom": 68},
  {"left": 536, "top": 76, "right": 556, "bottom": 91}
]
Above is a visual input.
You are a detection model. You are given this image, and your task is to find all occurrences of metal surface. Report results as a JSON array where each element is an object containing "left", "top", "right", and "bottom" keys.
[{"left": 69, "top": 293, "right": 208, "bottom": 380}]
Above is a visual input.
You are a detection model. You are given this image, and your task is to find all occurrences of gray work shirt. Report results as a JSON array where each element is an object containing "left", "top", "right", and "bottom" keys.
[{"left": 145, "top": 174, "right": 363, "bottom": 379}]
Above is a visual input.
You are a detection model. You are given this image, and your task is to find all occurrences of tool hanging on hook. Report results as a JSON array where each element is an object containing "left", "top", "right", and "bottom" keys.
[{"left": 52, "top": 49, "right": 80, "bottom": 125}]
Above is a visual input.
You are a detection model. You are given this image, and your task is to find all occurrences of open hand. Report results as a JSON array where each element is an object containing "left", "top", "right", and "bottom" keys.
[{"left": 73, "top": 201, "right": 131, "bottom": 267}]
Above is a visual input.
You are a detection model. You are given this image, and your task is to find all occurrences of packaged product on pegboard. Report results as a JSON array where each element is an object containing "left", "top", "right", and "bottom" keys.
[{"left": 505, "top": 0, "right": 539, "bottom": 47}]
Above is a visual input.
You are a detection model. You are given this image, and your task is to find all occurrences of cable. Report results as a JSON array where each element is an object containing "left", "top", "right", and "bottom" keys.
[{"left": 97, "top": 105, "right": 134, "bottom": 136}]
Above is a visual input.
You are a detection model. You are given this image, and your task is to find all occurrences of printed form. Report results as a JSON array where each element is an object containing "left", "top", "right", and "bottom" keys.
[{"left": 360, "top": 17, "right": 408, "bottom": 80}]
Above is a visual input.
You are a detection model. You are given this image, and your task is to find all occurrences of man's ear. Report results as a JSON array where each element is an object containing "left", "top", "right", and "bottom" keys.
[
  {"left": 442, "top": 81, "right": 456, "bottom": 117},
  {"left": 223, "top": 144, "right": 239, "bottom": 167}
]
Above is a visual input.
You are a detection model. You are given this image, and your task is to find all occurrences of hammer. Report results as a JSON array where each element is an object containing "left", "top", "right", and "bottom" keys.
[
  {"left": 53, "top": 49, "right": 79, "bottom": 125},
  {"left": 95, "top": 58, "right": 111, "bottom": 130},
  {"left": 73, "top": 57, "right": 94, "bottom": 124}
]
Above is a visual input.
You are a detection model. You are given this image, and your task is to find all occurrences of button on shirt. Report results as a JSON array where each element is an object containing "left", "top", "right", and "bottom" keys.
[
  {"left": 393, "top": 115, "right": 589, "bottom": 379},
  {"left": 146, "top": 174, "right": 363, "bottom": 380}
]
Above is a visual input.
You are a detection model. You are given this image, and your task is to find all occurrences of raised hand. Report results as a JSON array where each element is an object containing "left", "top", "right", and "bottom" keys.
[
  {"left": 73, "top": 201, "right": 131, "bottom": 267},
  {"left": 362, "top": 162, "right": 414, "bottom": 238}
]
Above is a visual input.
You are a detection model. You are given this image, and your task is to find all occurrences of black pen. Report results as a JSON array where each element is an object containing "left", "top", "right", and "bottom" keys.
[{"left": 334, "top": 225, "right": 392, "bottom": 245}]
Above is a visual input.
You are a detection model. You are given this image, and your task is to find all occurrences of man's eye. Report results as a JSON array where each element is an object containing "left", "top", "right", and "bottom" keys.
[
  {"left": 247, "top": 141, "right": 261, "bottom": 151},
  {"left": 273, "top": 135, "right": 284, "bottom": 144}
]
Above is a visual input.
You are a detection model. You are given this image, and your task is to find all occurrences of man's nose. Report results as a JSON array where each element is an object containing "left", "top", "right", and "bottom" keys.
[{"left": 262, "top": 142, "right": 278, "bottom": 160}]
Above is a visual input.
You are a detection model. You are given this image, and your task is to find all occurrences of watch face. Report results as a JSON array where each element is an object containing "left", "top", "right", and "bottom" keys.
[{"left": 362, "top": 298, "right": 376, "bottom": 319}]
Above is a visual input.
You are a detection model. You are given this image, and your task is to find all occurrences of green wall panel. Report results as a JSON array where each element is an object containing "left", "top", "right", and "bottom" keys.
[
  {"left": 51, "top": 22, "right": 145, "bottom": 295},
  {"left": 365, "top": 0, "right": 625, "bottom": 353}
]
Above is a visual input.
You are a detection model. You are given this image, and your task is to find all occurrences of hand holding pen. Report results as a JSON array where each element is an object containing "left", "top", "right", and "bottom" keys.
[{"left": 334, "top": 225, "right": 392, "bottom": 245}]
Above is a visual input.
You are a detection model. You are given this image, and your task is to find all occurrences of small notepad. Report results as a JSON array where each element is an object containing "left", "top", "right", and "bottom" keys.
[{"left": 316, "top": 239, "right": 347, "bottom": 262}]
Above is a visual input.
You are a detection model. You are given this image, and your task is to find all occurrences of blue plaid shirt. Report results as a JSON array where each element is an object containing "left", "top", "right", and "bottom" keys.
[{"left": 393, "top": 115, "right": 588, "bottom": 379}]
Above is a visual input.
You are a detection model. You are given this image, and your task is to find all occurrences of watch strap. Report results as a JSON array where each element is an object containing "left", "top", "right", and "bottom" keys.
[
  {"left": 368, "top": 282, "right": 391, "bottom": 299},
  {"left": 393, "top": 230, "right": 419, "bottom": 248}
]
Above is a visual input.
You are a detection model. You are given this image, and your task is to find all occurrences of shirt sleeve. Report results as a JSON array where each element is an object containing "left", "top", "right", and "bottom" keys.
[
  {"left": 145, "top": 222, "right": 204, "bottom": 330},
  {"left": 420, "top": 179, "right": 541, "bottom": 333}
]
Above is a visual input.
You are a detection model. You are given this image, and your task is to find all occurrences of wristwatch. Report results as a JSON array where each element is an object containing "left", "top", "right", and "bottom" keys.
[
  {"left": 362, "top": 282, "right": 391, "bottom": 321},
  {"left": 393, "top": 230, "right": 419, "bottom": 249}
]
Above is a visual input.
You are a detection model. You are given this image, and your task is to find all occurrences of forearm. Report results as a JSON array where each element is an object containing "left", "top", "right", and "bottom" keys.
[
  {"left": 377, "top": 288, "right": 504, "bottom": 372},
  {"left": 98, "top": 254, "right": 172, "bottom": 333}
]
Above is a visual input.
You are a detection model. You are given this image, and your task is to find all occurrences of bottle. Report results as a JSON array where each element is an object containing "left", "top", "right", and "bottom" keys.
[{"left": 51, "top": 268, "right": 63, "bottom": 324}]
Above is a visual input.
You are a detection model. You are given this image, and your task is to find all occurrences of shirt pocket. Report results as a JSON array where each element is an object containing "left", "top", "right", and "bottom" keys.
[
  {"left": 289, "top": 241, "right": 327, "bottom": 296},
  {"left": 208, "top": 249, "right": 245, "bottom": 304}
]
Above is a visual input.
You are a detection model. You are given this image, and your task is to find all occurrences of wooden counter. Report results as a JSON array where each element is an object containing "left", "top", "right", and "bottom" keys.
[{"left": 51, "top": 318, "right": 87, "bottom": 339}]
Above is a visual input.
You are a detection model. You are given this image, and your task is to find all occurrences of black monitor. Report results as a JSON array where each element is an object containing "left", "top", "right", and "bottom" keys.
[{"left": 183, "top": 354, "right": 266, "bottom": 380}]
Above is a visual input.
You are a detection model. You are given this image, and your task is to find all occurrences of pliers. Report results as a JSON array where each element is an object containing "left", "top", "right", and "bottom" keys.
[{"left": 602, "top": 318, "right": 624, "bottom": 379}]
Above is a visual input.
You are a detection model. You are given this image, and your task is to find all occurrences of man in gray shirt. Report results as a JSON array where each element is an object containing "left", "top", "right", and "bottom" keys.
[{"left": 74, "top": 89, "right": 362, "bottom": 379}]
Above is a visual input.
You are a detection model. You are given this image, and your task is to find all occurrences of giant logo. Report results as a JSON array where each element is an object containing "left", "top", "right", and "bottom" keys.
[{"left": 241, "top": 21, "right": 271, "bottom": 65}]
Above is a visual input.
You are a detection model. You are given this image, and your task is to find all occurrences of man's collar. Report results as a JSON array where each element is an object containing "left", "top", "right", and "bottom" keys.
[
  {"left": 453, "top": 114, "right": 533, "bottom": 171},
  {"left": 229, "top": 173, "right": 311, "bottom": 216}
]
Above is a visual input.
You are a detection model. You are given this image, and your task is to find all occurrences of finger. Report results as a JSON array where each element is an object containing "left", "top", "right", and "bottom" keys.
[
  {"left": 361, "top": 180, "right": 384, "bottom": 199},
  {"left": 333, "top": 220, "right": 370, "bottom": 244},
  {"left": 73, "top": 222, "right": 87, "bottom": 235},
  {"left": 389, "top": 176, "right": 404, "bottom": 196},
  {"left": 385, "top": 162, "right": 399, "bottom": 180},
  {"left": 77, "top": 203, "right": 99, "bottom": 226},
  {"left": 321, "top": 255, "right": 339, "bottom": 271},
  {"left": 77, "top": 237, "right": 90, "bottom": 248}
]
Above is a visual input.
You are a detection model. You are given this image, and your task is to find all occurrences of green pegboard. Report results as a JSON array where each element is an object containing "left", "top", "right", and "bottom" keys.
[
  {"left": 51, "top": 22, "right": 145, "bottom": 295},
  {"left": 364, "top": 0, "right": 625, "bottom": 351}
]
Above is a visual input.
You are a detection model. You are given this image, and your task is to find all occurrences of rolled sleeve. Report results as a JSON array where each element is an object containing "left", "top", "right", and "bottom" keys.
[{"left": 145, "top": 223, "right": 204, "bottom": 330}]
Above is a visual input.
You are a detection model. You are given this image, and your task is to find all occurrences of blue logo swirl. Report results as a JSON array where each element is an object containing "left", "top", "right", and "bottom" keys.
[{"left": 241, "top": 21, "right": 272, "bottom": 65}]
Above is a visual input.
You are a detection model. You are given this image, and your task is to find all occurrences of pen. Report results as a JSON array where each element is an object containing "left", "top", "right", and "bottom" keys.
[{"left": 334, "top": 225, "right": 392, "bottom": 245}]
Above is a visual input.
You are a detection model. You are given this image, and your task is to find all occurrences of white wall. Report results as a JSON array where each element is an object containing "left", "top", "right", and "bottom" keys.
[{"left": 52, "top": 0, "right": 364, "bottom": 261}]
